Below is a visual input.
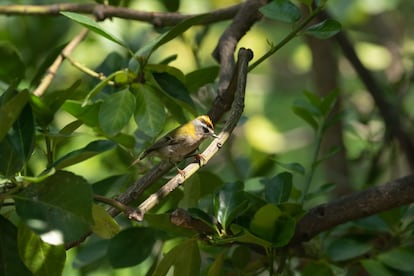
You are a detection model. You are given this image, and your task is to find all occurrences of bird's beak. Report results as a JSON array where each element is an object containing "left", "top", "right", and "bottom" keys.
[{"left": 211, "top": 133, "right": 219, "bottom": 139}]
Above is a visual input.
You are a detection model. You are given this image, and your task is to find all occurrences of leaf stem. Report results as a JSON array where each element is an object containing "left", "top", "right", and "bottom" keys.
[
  {"left": 301, "top": 121, "right": 324, "bottom": 204},
  {"left": 248, "top": 5, "right": 323, "bottom": 72}
]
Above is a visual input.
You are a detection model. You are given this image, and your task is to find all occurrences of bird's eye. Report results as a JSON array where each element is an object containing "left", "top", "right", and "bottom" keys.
[{"left": 202, "top": 126, "right": 210, "bottom": 133}]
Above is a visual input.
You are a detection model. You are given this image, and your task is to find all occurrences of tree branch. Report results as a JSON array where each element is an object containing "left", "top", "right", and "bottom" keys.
[
  {"left": 290, "top": 174, "right": 414, "bottom": 245},
  {"left": 212, "top": 0, "right": 268, "bottom": 102},
  {"left": 0, "top": 3, "right": 240, "bottom": 26},
  {"left": 33, "top": 28, "right": 89, "bottom": 96}
]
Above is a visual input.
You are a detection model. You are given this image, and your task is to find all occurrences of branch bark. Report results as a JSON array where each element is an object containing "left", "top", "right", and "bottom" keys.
[
  {"left": 0, "top": 3, "right": 240, "bottom": 26},
  {"left": 290, "top": 174, "right": 414, "bottom": 245}
]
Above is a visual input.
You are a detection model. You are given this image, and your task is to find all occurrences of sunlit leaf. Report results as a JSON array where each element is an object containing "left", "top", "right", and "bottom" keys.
[
  {"left": 18, "top": 225, "right": 65, "bottom": 276},
  {"left": 91, "top": 204, "right": 120, "bottom": 239},
  {"left": 13, "top": 171, "right": 93, "bottom": 244}
]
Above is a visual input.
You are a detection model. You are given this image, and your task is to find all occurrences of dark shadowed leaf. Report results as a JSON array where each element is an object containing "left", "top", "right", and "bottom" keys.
[
  {"left": 153, "top": 72, "right": 196, "bottom": 113},
  {"left": 108, "top": 227, "right": 156, "bottom": 268},
  {"left": 361, "top": 259, "right": 394, "bottom": 276},
  {"left": 133, "top": 84, "right": 166, "bottom": 137},
  {"left": 327, "top": 238, "right": 371, "bottom": 261},
  {"left": 49, "top": 140, "right": 116, "bottom": 170},
  {"left": 0, "top": 90, "right": 29, "bottom": 141},
  {"left": 0, "top": 216, "right": 32, "bottom": 276},
  {"left": 214, "top": 188, "right": 249, "bottom": 230},
  {"left": 377, "top": 247, "right": 414, "bottom": 272},
  {"left": 304, "top": 19, "right": 342, "bottom": 39},
  {"left": 0, "top": 43, "right": 25, "bottom": 83},
  {"left": 153, "top": 239, "right": 200, "bottom": 276},
  {"left": 259, "top": 0, "right": 301, "bottom": 23},
  {"left": 99, "top": 89, "right": 136, "bottom": 136},
  {"left": 263, "top": 172, "right": 293, "bottom": 204},
  {"left": 60, "top": 12, "right": 128, "bottom": 49}
]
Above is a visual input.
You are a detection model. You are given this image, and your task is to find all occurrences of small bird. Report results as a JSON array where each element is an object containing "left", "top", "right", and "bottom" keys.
[{"left": 132, "top": 115, "right": 218, "bottom": 173}]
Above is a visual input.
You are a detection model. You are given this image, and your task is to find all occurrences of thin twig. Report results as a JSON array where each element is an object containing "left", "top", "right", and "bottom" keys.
[{"left": 33, "top": 28, "right": 89, "bottom": 96}]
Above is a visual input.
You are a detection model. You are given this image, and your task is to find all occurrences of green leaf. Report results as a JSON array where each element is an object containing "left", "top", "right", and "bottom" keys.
[
  {"left": 326, "top": 238, "right": 371, "bottom": 261},
  {"left": 320, "top": 89, "right": 338, "bottom": 115},
  {"left": 99, "top": 89, "right": 136, "bottom": 136},
  {"left": 264, "top": 172, "right": 293, "bottom": 204},
  {"left": 60, "top": 12, "right": 128, "bottom": 49},
  {"left": 274, "top": 161, "right": 305, "bottom": 175},
  {"left": 0, "top": 43, "right": 25, "bottom": 83},
  {"left": 135, "top": 14, "right": 208, "bottom": 60},
  {"left": 72, "top": 237, "right": 108, "bottom": 269},
  {"left": 0, "top": 97, "right": 34, "bottom": 177},
  {"left": 249, "top": 204, "right": 296, "bottom": 246},
  {"left": 302, "top": 261, "right": 333, "bottom": 276},
  {"left": 219, "top": 224, "right": 271, "bottom": 248},
  {"left": 29, "top": 94, "right": 55, "bottom": 127},
  {"left": 207, "top": 252, "right": 225, "bottom": 276},
  {"left": 91, "top": 204, "right": 120, "bottom": 239},
  {"left": 361, "top": 259, "right": 394, "bottom": 276},
  {"left": 153, "top": 239, "right": 200, "bottom": 276},
  {"left": 214, "top": 189, "right": 249, "bottom": 230},
  {"left": 377, "top": 247, "right": 414, "bottom": 272},
  {"left": 18, "top": 225, "right": 66, "bottom": 276},
  {"left": 42, "top": 80, "right": 81, "bottom": 113},
  {"left": 304, "top": 19, "right": 342, "bottom": 39},
  {"left": 292, "top": 99, "right": 319, "bottom": 130},
  {"left": 187, "top": 208, "right": 217, "bottom": 231},
  {"left": 0, "top": 215, "right": 32, "bottom": 276},
  {"left": 49, "top": 140, "right": 116, "bottom": 170},
  {"left": 259, "top": 0, "right": 301, "bottom": 23},
  {"left": 108, "top": 227, "right": 156, "bottom": 268},
  {"left": 133, "top": 84, "right": 166, "bottom": 137},
  {"left": 250, "top": 204, "right": 282, "bottom": 242},
  {"left": 13, "top": 171, "right": 93, "bottom": 244},
  {"left": 153, "top": 72, "right": 196, "bottom": 114},
  {"left": 0, "top": 90, "right": 29, "bottom": 141},
  {"left": 62, "top": 100, "right": 101, "bottom": 127},
  {"left": 185, "top": 66, "right": 220, "bottom": 93}
]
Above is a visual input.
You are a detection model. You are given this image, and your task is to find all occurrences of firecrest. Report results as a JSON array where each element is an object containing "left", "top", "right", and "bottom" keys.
[{"left": 132, "top": 115, "right": 218, "bottom": 168}]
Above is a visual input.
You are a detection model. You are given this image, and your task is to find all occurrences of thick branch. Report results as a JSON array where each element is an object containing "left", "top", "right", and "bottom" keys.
[
  {"left": 290, "top": 174, "right": 414, "bottom": 245},
  {"left": 212, "top": 0, "right": 268, "bottom": 102},
  {"left": 0, "top": 3, "right": 240, "bottom": 26}
]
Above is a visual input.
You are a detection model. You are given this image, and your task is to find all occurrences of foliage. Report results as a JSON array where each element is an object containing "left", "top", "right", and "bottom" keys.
[{"left": 1, "top": 0, "right": 413, "bottom": 275}]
